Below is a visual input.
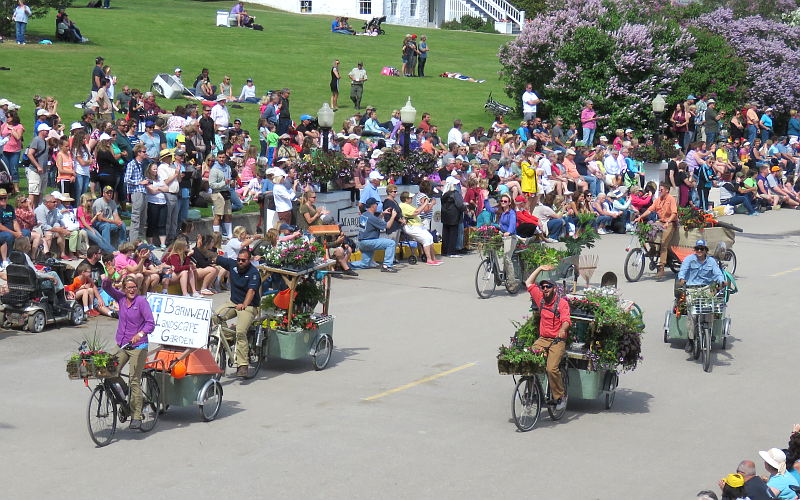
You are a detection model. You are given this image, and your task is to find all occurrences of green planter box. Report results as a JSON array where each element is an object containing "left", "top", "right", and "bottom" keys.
[
  {"left": 157, "top": 373, "right": 213, "bottom": 406},
  {"left": 567, "top": 368, "right": 608, "bottom": 400},
  {"left": 269, "top": 316, "right": 334, "bottom": 361},
  {"left": 665, "top": 312, "right": 724, "bottom": 343}
]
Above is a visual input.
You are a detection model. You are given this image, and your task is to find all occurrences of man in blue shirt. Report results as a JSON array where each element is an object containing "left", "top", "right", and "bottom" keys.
[
  {"left": 352, "top": 197, "right": 398, "bottom": 273},
  {"left": 678, "top": 239, "right": 725, "bottom": 287},
  {"left": 359, "top": 170, "right": 383, "bottom": 212},
  {"left": 215, "top": 248, "right": 261, "bottom": 378}
]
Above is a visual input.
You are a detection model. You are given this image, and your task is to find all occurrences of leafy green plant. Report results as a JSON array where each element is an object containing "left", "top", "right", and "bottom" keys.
[
  {"left": 442, "top": 15, "right": 499, "bottom": 33},
  {"left": 562, "top": 214, "right": 598, "bottom": 256},
  {"left": 294, "top": 278, "right": 324, "bottom": 312},
  {"left": 518, "top": 245, "right": 571, "bottom": 269}
]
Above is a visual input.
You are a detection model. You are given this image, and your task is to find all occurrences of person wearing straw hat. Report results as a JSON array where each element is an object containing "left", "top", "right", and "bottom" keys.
[
  {"left": 156, "top": 148, "right": 180, "bottom": 244},
  {"left": 759, "top": 448, "right": 799, "bottom": 499}
]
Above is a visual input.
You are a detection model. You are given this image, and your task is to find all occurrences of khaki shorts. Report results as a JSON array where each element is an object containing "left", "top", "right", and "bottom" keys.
[
  {"left": 211, "top": 192, "right": 232, "bottom": 217},
  {"left": 26, "top": 168, "right": 47, "bottom": 196}
]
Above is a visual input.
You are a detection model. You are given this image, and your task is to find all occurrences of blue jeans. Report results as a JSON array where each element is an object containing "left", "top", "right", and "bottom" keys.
[
  {"left": 583, "top": 175, "right": 601, "bottom": 196},
  {"left": 93, "top": 220, "right": 128, "bottom": 247},
  {"left": 682, "top": 131, "right": 694, "bottom": 151},
  {"left": 75, "top": 174, "right": 90, "bottom": 201},
  {"left": 723, "top": 194, "right": 755, "bottom": 214},
  {"left": 746, "top": 124, "right": 757, "bottom": 144},
  {"left": 705, "top": 131, "right": 717, "bottom": 146},
  {"left": 230, "top": 187, "right": 243, "bottom": 211},
  {"left": 84, "top": 226, "right": 117, "bottom": 254},
  {"left": 547, "top": 218, "right": 564, "bottom": 240},
  {"left": 241, "top": 97, "right": 259, "bottom": 104},
  {"left": 593, "top": 215, "right": 612, "bottom": 229},
  {"left": 353, "top": 238, "right": 396, "bottom": 268},
  {"left": 761, "top": 128, "right": 771, "bottom": 143},
  {"left": 178, "top": 194, "right": 189, "bottom": 227},
  {"left": 2, "top": 151, "right": 21, "bottom": 182},
  {"left": 582, "top": 128, "right": 595, "bottom": 146},
  {"left": 0, "top": 231, "right": 14, "bottom": 252},
  {"left": 16, "top": 22, "right": 26, "bottom": 43}
]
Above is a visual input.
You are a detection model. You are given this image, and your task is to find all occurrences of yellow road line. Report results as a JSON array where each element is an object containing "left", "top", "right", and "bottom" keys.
[
  {"left": 363, "top": 362, "right": 477, "bottom": 401},
  {"left": 770, "top": 266, "right": 800, "bottom": 277}
]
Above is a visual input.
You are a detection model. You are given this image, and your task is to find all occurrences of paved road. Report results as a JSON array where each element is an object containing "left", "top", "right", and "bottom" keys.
[{"left": 1, "top": 211, "right": 799, "bottom": 499}]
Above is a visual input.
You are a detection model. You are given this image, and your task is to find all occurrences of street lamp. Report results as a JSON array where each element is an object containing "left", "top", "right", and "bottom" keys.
[
  {"left": 317, "top": 102, "right": 335, "bottom": 152},
  {"left": 400, "top": 96, "right": 417, "bottom": 158},
  {"left": 651, "top": 93, "right": 666, "bottom": 150}
]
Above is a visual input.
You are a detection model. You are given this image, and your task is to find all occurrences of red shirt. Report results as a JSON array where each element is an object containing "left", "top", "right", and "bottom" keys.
[{"left": 527, "top": 284, "right": 571, "bottom": 338}]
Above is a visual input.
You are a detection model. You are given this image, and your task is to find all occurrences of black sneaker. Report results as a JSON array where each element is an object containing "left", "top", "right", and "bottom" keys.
[
  {"left": 381, "top": 265, "right": 398, "bottom": 273},
  {"left": 343, "top": 268, "right": 359, "bottom": 276},
  {"left": 684, "top": 339, "right": 693, "bottom": 354},
  {"left": 129, "top": 419, "right": 142, "bottom": 430},
  {"left": 110, "top": 311, "right": 119, "bottom": 319}
]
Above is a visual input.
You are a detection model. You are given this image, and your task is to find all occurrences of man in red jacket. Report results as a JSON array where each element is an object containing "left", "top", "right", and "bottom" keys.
[{"left": 525, "top": 264, "right": 571, "bottom": 410}]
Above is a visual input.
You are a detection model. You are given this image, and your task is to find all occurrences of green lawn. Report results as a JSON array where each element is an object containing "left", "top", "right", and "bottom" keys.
[{"left": 2, "top": 0, "right": 514, "bottom": 133}]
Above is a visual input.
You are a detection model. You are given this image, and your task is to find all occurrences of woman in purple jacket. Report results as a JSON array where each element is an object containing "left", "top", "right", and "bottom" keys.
[{"left": 102, "top": 275, "right": 155, "bottom": 430}]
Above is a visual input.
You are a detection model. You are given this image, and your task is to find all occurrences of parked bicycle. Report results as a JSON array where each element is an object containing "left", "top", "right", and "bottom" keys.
[
  {"left": 86, "top": 368, "right": 159, "bottom": 447},
  {"left": 208, "top": 306, "right": 267, "bottom": 380}
]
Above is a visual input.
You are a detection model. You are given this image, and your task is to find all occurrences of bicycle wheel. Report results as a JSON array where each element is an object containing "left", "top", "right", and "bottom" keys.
[
  {"left": 561, "top": 264, "right": 577, "bottom": 293},
  {"left": 244, "top": 326, "right": 264, "bottom": 379},
  {"left": 209, "top": 333, "right": 227, "bottom": 380},
  {"left": 475, "top": 258, "right": 496, "bottom": 299},
  {"left": 87, "top": 385, "right": 117, "bottom": 447},
  {"left": 722, "top": 249, "right": 737, "bottom": 275},
  {"left": 701, "top": 326, "right": 713, "bottom": 373},
  {"left": 139, "top": 372, "right": 160, "bottom": 433},
  {"left": 691, "top": 321, "right": 701, "bottom": 360},
  {"left": 199, "top": 379, "right": 223, "bottom": 422},
  {"left": 511, "top": 377, "right": 541, "bottom": 432},
  {"left": 603, "top": 371, "right": 619, "bottom": 410},
  {"left": 623, "top": 248, "right": 645, "bottom": 282},
  {"left": 546, "top": 368, "right": 569, "bottom": 421},
  {"left": 312, "top": 334, "right": 333, "bottom": 371}
]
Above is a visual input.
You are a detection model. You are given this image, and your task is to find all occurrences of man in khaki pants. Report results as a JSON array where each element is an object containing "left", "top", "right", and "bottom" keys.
[
  {"left": 214, "top": 248, "right": 261, "bottom": 378},
  {"left": 635, "top": 183, "right": 678, "bottom": 280}
]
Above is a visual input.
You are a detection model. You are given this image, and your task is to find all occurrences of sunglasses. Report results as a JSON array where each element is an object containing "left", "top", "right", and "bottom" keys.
[
  {"left": 237, "top": 258, "right": 249, "bottom": 262},
  {"left": 540, "top": 283, "right": 554, "bottom": 289},
  {"left": 694, "top": 247, "right": 708, "bottom": 251},
  {"left": 500, "top": 200, "right": 509, "bottom": 204}
]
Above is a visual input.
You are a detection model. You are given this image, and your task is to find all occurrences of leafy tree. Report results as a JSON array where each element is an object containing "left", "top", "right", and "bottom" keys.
[{"left": 0, "top": 0, "right": 72, "bottom": 36}]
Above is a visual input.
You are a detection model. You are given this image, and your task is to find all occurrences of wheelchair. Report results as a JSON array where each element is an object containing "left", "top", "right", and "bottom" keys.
[{"left": 0, "top": 252, "right": 83, "bottom": 333}]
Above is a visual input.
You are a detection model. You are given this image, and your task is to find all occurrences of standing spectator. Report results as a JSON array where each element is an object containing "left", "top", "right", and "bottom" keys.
[
  {"left": 745, "top": 103, "right": 759, "bottom": 145},
  {"left": 208, "top": 152, "right": 233, "bottom": 237},
  {"left": 272, "top": 169, "right": 297, "bottom": 225},
  {"left": 760, "top": 107, "right": 774, "bottom": 143},
  {"left": 262, "top": 93, "right": 281, "bottom": 127},
  {"left": 352, "top": 197, "right": 398, "bottom": 273},
  {"left": 348, "top": 63, "right": 368, "bottom": 111},
  {"left": 787, "top": 110, "right": 800, "bottom": 145},
  {"left": 12, "top": 0, "right": 31, "bottom": 45},
  {"left": 210, "top": 96, "right": 229, "bottom": 129},
  {"left": 330, "top": 60, "right": 341, "bottom": 111},
  {"left": 441, "top": 176, "right": 465, "bottom": 258},
  {"left": 124, "top": 144, "right": 148, "bottom": 243},
  {"left": 704, "top": 99, "right": 720, "bottom": 145},
  {"left": 580, "top": 100, "right": 597, "bottom": 146},
  {"left": 55, "top": 136, "right": 75, "bottom": 199},
  {"left": 71, "top": 127, "right": 92, "bottom": 201},
  {"left": 143, "top": 160, "right": 167, "bottom": 248},
  {"left": 25, "top": 123, "right": 52, "bottom": 207},
  {"left": 92, "top": 185, "right": 127, "bottom": 247},
  {"left": 1, "top": 111, "right": 25, "bottom": 195},
  {"left": 277, "top": 88, "right": 292, "bottom": 135},
  {"left": 407, "top": 34, "right": 419, "bottom": 77},
  {"left": 115, "top": 86, "right": 132, "bottom": 114},
  {"left": 417, "top": 35, "right": 429, "bottom": 77},
  {"left": 91, "top": 57, "right": 105, "bottom": 100},
  {"left": 671, "top": 103, "right": 690, "bottom": 151},
  {"left": 156, "top": 149, "right": 180, "bottom": 244},
  {"left": 199, "top": 104, "right": 215, "bottom": 154},
  {"left": 521, "top": 83, "right": 540, "bottom": 122}
]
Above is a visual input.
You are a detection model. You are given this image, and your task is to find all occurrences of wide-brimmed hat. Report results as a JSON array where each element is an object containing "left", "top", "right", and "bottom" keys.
[
  {"left": 159, "top": 148, "right": 174, "bottom": 159},
  {"left": 70, "top": 122, "right": 84, "bottom": 131},
  {"left": 279, "top": 133, "right": 291, "bottom": 139},
  {"left": 565, "top": 148, "right": 576, "bottom": 155},
  {"left": 759, "top": 448, "right": 787, "bottom": 474}
]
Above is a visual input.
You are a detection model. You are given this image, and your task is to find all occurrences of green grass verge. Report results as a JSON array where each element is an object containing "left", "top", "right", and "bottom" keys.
[{"left": 2, "top": 0, "right": 513, "bottom": 134}]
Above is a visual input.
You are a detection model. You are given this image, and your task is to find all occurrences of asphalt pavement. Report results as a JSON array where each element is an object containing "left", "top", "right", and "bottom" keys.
[{"left": 1, "top": 210, "right": 799, "bottom": 499}]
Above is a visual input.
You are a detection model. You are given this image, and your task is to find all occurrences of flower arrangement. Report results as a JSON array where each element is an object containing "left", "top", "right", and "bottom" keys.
[
  {"left": 296, "top": 151, "right": 348, "bottom": 185},
  {"left": 498, "top": 315, "right": 548, "bottom": 374},
  {"left": 471, "top": 225, "right": 503, "bottom": 253},
  {"left": 376, "top": 150, "right": 437, "bottom": 184},
  {"left": 294, "top": 278, "right": 324, "bottom": 313},
  {"left": 635, "top": 221, "right": 657, "bottom": 247},
  {"left": 678, "top": 206, "right": 717, "bottom": 231},
  {"left": 262, "top": 238, "right": 323, "bottom": 270},
  {"left": 267, "top": 311, "right": 320, "bottom": 333},
  {"left": 66, "top": 334, "right": 119, "bottom": 379}
]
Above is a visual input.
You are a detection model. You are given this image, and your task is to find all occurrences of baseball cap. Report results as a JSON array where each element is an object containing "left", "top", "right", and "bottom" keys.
[
  {"left": 37, "top": 109, "right": 48, "bottom": 116},
  {"left": 70, "top": 122, "right": 84, "bottom": 131},
  {"left": 174, "top": 149, "right": 186, "bottom": 157},
  {"left": 98, "top": 132, "right": 111, "bottom": 141},
  {"left": 103, "top": 185, "right": 114, "bottom": 192},
  {"left": 38, "top": 124, "right": 52, "bottom": 132},
  {"left": 368, "top": 170, "right": 384, "bottom": 180},
  {"left": 514, "top": 195, "right": 526, "bottom": 203},
  {"left": 300, "top": 114, "right": 313, "bottom": 121},
  {"left": 771, "top": 166, "right": 781, "bottom": 172},
  {"left": 723, "top": 474, "right": 745, "bottom": 488},
  {"left": 0, "top": 188, "right": 7, "bottom": 197},
  {"left": 176, "top": 134, "right": 186, "bottom": 143},
  {"left": 363, "top": 197, "right": 379, "bottom": 208},
  {"left": 694, "top": 239, "right": 708, "bottom": 250},
  {"left": 687, "top": 94, "right": 696, "bottom": 100},
  {"left": 175, "top": 67, "right": 182, "bottom": 72},
  {"left": 246, "top": 77, "right": 253, "bottom": 82},
  {"left": 279, "top": 223, "right": 294, "bottom": 232},
  {"left": 371, "top": 149, "right": 383, "bottom": 159}
]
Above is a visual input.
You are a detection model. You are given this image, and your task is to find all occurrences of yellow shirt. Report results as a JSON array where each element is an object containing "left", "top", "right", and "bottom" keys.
[{"left": 400, "top": 202, "right": 422, "bottom": 226}]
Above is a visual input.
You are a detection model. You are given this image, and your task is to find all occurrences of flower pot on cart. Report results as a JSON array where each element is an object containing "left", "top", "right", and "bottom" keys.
[{"left": 268, "top": 315, "right": 334, "bottom": 370}]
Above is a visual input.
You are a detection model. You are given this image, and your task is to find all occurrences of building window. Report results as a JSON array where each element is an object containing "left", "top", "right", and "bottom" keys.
[
  {"left": 360, "top": 0, "right": 371, "bottom": 15},
  {"left": 390, "top": 0, "right": 397, "bottom": 16},
  {"left": 300, "top": 0, "right": 312, "bottom": 13},
  {"left": 410, "top": 0, "right": 417, "bottom": 17}
]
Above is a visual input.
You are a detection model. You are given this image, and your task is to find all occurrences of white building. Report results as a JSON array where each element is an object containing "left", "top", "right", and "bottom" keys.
[{"left": 247, "top": 0, "right": 524, "bottom": 33}]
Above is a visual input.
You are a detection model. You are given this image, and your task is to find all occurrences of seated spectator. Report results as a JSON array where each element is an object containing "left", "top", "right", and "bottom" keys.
[
  {"left": 352, "top": 197, "right": 398, "bottom": 272},
  {"left": 331, "top": 16, "right": 355, "bottom": 35},
  {"left": 92, "top": 185, "right": 128, "bottom": 248},
  {"left": 767, "top": 167, "right": 800, "bottom": 207},
  {"left": 363, "top": 111, "right": 390, "bottom": 137},
  {"left": 222, "top": 226, "right": 260, "bottom": 259},
  {"left": 10, "top": 237, "right": 63, "bottom": 291},
  {"left": 759, "top": 448, "right": 799, "bottom": 499},
  {"left": 609, "top": 190, "right": 636, "bottom": 232},
  {"left": 514, "top": 195, "right": 541, "bottom": 238},
  {"left": 238, "top": 78, "right": 259, "bottom": 104},
  {"left": 14, "top": 196, "right": 42, "bottom": 260},
  {"left": 114, "top": 242, "right": 148, "bottom": 292},
  {"left": 53, "top": 191, "right": 86, "bottom": 259},
  {"left": 630, "top": 185, "right": 653, "bottom": 213},
  {"left": 163, "top": 239, "right": 201, "bottom": 297},
  {"left": 231, "top": 1, "right": 255, "bottom": 27},
  {"left": 56, "top": 11, "right": 86, "bottom": 43},
  {"left": 0, "top": 189, "right": 27, "bottom": 265},
  {"left": 193, "top": 68, "right": 216, "bottom": 100},
  {"left": 590, "top": 192, "right": 617, "bottom": 235},
  {"left": 533, "top": 192, "right": 564, "bottom": 242},
  {"left": 65, "top": 262, "right": 115, "bottom": 319},
  {"left": 399, "top": 191, "right": 441, "bottom": 265},
  {"left": 34, "top": 194, "right": 74, "bottom": 259},
  {"left": 720, "top": 172, "right": 757, "bottom": 215},
  {"left": 189, "top": 234, "right": 221, "bottom": 294}
]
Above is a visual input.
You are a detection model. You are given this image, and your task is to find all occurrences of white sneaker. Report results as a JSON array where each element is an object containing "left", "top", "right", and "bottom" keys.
[
  {"left": 597, "top": 228, "right": 607, "bottom": 235},
  {"left": 192, "top": 292, "right": 202, "bottom": 298},
  {"left": 555, "top": 398, "right": 567, "bottom": 411}
]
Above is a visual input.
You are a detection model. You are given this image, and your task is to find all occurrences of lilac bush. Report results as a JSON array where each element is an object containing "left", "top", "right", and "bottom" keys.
[{"left": 693, "top": 8, "right": 800, "bottom": 111}]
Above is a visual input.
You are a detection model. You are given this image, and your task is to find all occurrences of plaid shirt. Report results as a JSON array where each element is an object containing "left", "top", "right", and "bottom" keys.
[{"left": 125, "top": 159, "right": 146, "bottom": 194}]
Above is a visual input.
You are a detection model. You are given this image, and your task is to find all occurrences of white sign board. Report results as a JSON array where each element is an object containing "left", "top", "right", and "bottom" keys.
[
  {"left": 146, "top": 293, "right": 212, "bottom": 348},
  {"left": 338, "top": 206, "right": 361, "bottom": 237}
]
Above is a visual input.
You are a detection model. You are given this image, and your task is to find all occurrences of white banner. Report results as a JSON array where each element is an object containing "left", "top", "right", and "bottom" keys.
[
  {"left": 146, "top": 293, "right": 212, "bottom": 349},
  {"left": 338, "top": 206, "right": 361, "bottom": 237}
]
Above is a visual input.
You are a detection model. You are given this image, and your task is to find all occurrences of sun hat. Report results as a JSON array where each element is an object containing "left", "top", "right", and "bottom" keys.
[
  {"left": 759, "top": 448, "right": 787, "bottom": 474},
  {"left": 216, "top": 95, "right": 227, "bottom": 101},
  {"left": 279, "top": 133, "right": 291, "bottom": 139},
  {"left": 0, "top": 99, "right": 9, "bottom": 106},
  {"left": 599, "top": 135, "right": 609, "bottom": 141},
  {"left": 565, "top": 148, "right": 576, "bottom": 155},
  {"left": 445, "top": 175, "right": 461, "bottom": 186},
  {"left": 723, "top": 474, "right": 745, "bottom": 488},
  {"left": 70, "top": 122, "right": 84, "bottom": 131},
  {"left": 38, "top": 124, "right": 52, "bottom": 132},
  {"left": 8, "top": 103, "right": 20, "bottom": 111},
  {"left": 275, "top": 157, "right": 289, "bottom": 164},
  {"left": 347, "top": 133, "right": 360, "bottom": 140},
  {"left": 707, "top": 98, "right": 716, "bottom": 104},
  {"left": 159, "top": 148, "right": 174, "bottom": 159},
  {"left": 368, "top": 170, "right": 384, "bottom": 180},
  {"left": 143, "top": 92, "right": 153, "bottom": 98},
  {"left": 0, "top": 188, "right": 7, "bottom": 197}
]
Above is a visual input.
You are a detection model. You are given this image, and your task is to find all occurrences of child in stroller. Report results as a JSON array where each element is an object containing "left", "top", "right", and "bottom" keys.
[{"left": 361, "top": 16, "right": 386, "bottom": 35}]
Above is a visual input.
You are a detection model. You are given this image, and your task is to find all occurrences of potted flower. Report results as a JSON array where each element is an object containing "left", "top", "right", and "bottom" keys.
[{"left": 66, "top": 334, "right": 119, "bottom": 379}]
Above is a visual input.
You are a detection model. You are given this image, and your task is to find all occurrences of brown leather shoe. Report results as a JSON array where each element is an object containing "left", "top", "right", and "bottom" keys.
[
  {"left": 236, "top": 365, "right": 248, "bottom": 378},
  {"left": 656, "top": 266, "right": 666, "bottom": 280}
]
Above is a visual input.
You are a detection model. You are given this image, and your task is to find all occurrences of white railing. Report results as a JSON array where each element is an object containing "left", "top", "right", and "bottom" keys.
[
  {"left": 468, "top": 0, "right": 524, "bottom": 25},
  {"left": 445, "top": 0, "right": 481, "bottom": 22}
]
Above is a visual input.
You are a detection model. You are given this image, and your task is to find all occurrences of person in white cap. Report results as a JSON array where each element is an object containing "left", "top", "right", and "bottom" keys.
[
  {"left": 173, "top": 67, "right": 183, "bottom": 85},
  {"left": 211, "top": 96, "right": 229, "bottom": 128},
  {"left": 760, "top": 107, "right": 774, "bottom": 143},
  {"left": 440, "top": 175, "right": 465, "bottom": 257},
  {"left": 0, "top": 98, "right": 10, "bottom": 124},
  {"left": 759, "top": 447, "right": 799, "bottom": 498},
  {"left": 238, "top": 78, "right": 258, "bottom": 104},
  {"left": 359, "top": 170, "right": 383, "bottom": 212},
  {"left": 26, "top": 123, "right": 52, "bottom": 206}
]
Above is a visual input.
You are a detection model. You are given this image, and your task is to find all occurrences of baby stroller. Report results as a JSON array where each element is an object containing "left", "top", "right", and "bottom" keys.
[
  {"left": 0, "top": 157, "right": 13, "bottom": 193},
  {"left": 484, "top": 92, "right": 514, "bottom": 116},
  {"left": 362, "top": 16, "right": 386, "bottom": 35}
]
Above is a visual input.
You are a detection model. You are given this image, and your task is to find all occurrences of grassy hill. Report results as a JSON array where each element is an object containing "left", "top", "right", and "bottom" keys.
[{"left": 1, "top": 0, "right": 514, "bottom": 133}]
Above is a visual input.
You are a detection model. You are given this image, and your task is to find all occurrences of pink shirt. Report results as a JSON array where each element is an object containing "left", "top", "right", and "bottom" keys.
[
  {"left": 580, "top": 108, "right": 596, "bottom": 130},
  {"left": 1, "top": 123, "right": 24, "bottom": 153},
  {"left": 114, "top": 253, "right": 137, "bottom": 274},
  {"left": 342, "top": 142, "right": 360, "bottom": 159}
]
